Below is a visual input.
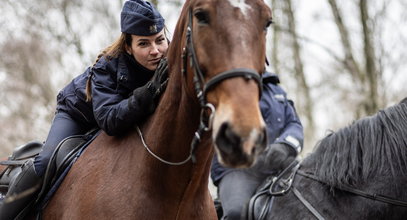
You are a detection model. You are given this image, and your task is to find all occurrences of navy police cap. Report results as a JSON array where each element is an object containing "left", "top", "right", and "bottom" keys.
[{"left": 121, "top": 0, "right": 165, "bottom": 36}]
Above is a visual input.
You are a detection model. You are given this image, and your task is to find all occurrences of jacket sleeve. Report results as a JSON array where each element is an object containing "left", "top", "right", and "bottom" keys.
[
  {"left": 273, "top": 99, "right": 304, "bottom": 153},
  {"left": 91, "top": 66, "right": 144, "bottom": 136}
]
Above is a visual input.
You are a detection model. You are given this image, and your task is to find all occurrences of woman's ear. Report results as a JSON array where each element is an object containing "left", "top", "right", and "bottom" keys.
[{"left": 125, "top": 44, "right": 132, "bottom": 55}]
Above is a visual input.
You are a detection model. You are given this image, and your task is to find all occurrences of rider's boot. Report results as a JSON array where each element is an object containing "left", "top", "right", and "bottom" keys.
[{"left": 0, "top": 160, "right": 42, "bottom": 220}]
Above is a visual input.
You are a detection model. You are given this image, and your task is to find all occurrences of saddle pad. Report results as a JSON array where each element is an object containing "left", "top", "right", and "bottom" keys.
[{"left": 35, "top": 129, "right": 100, "bottom": 212}]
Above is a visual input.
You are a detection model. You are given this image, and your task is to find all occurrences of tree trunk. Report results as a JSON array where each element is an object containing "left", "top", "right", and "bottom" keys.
[
  {"left": 270, "top": 0, "right": 281, "bottom": 74},
  {"left": 359, "top": 0, "right": 379, "bottom": 114},
  {"left": 283, "top": 0, "right": 315, "bottom": 149}
]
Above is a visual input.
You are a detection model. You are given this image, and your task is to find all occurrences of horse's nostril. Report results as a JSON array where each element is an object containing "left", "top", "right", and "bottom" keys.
[
  {"left": 259, "top": 128, "right": 267, "bottom": 148},
  {"left": 251, "top": 146, "right": 256, "bottom": 155},
  {"left": 216, "top": 122, "right": 240, "bottom": 155}
]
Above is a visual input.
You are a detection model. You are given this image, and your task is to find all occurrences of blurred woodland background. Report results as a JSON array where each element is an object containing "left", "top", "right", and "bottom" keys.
[{"left": 1, "top": 0, "right": 407, "bottom": 156}]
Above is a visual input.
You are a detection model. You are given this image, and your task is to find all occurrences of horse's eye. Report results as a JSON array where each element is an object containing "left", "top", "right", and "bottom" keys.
[
  {"left": 194, "top": 10, "right": 210, "bottom": 25},
  {"left": 264, "top": 19, "right": 273, "bottom": 30}
]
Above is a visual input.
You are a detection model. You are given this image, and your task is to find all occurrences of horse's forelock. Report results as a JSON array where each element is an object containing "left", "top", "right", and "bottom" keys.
[{"left": 313, "top": 102, "right": 407, "bottom": 188}]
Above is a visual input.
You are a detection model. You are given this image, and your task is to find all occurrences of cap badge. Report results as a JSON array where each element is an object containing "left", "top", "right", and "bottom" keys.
[{"left": 149, "top": 25, "right": 158, "bottom": 33}]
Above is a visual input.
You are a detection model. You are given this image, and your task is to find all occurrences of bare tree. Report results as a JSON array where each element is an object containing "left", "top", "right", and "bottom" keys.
[
  {"left": 268, "top": 0, "right": 315, "bottom": 151},
  {"left": 326, "top": 0, "right": 386, "bottom": 117},
  {"left": 270, "top": 0, "right": 282, "bottom": 75},
  {"left": 0, "top": 0, "right": 121, "bottom": 155},
  {"left": 283, "top": 0, "right": 315, "bottom": 148}
]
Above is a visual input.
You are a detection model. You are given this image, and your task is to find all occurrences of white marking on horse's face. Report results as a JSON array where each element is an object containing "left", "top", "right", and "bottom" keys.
[
  {"left": 212, "top": 104, "right": 233, "bottom": 142},
  {"left": 243, "top": 129, "right": 261, "bottom": 154},
  {"left": 228, "top": 0, "right": 251, "bottom": 17}
]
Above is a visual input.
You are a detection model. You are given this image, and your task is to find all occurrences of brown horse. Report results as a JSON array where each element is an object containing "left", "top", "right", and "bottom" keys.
[{"left": 41, "top": 0, "right": 272, "bottom": 219}]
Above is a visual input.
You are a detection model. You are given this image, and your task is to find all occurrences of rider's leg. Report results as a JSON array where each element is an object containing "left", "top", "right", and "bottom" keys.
[
  {"left": 34, "top": 111, "right": 85, "bottom": 176},
  {"left": 0, "top": 111, "right": 84, "bottom": 219},
  {"left": 218, "top": 169, "right": 264, "bottom": 220}
]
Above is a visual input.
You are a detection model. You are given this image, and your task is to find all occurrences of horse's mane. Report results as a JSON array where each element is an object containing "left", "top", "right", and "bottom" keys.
[
  {"left": 311, "top": 102, "right": 407, "bottom": 188},
  {"left": 166, "top": 0, "right": 191, "bottom": 71}
]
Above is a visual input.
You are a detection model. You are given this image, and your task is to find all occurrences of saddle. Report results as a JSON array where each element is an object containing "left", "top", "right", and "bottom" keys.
[
  {"left": 0, "top": 141, "right": 43, "bottom": 198},
  {"left": 0, "top": 129, "right": 99, "bottom": 206},
  {"left": 245, "top": 160, "right": 300, "bottom": 220},
  {"left": 213, "top": 161, "right": 300, "bottom": 220},
  {"left": 37, "top": 129, "right": 100, "bottom": 207}
]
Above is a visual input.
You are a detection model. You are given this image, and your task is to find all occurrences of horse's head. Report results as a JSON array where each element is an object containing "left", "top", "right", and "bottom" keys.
[{"left": 178, "top": 0, "right": 272, "bottom": 167}]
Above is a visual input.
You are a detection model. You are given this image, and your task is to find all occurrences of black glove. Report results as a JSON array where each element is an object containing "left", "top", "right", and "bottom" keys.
[
  {"left": 128, "top": 82, "right": 156, "bottom": 116},
  {"left": 149, "top": 58, "right": 169, "bottom": 101},
  {"left": 128, "top": 58, "right": 169, "bottom": 115},
  {"left": 254, "top": 143, "right": 297, "bottom": 171}
]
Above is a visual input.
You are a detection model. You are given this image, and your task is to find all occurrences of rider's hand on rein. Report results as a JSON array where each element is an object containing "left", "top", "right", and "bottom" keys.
[{"left": 254, "top": 143, "right": 297, "bottom": 171}]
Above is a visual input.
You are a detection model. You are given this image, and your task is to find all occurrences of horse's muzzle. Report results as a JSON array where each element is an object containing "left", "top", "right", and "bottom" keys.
[{"left": 215, "top": 121, "right": 267, "bottom": 168}]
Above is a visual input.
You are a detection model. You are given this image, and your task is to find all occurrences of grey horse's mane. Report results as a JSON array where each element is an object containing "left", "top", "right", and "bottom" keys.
[{"left": 311, "top": 101, "right": 407, "bottom": 188}]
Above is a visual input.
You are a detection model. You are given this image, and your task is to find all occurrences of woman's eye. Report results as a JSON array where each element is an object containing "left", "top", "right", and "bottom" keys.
[{"left": 157, "top": 38, "right": 165, "bottom": 43}]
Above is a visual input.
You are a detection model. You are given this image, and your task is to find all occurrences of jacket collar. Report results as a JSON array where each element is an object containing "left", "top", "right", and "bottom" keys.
[{"left": 262, "top": 71, "right": 280, "bottom": 84}]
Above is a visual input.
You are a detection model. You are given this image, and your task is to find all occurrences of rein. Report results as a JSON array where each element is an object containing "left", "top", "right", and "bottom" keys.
[
  {"left": 138, "top": 8, "right": 263, "bottom": 166},
  {"left": 256, "top": 163, "right": 407, "bottom": 220},
  {"left": 296, "top": 170, "right": 407, "bottom": 208}
]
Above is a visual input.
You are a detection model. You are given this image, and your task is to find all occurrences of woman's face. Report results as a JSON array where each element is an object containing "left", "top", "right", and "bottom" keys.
[{"left": 127, "top": 30, "right": 168, "bottom": 71}]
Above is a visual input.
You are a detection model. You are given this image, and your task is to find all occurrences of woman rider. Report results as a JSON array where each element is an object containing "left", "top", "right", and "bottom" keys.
[{"left": 0, "top": 0, "right": 168, "bottom": 219}]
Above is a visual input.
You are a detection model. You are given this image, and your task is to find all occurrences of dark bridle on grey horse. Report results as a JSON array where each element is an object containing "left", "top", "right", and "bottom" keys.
[{"left": 248, "top": 159, "right": 407, "bottom": 220}]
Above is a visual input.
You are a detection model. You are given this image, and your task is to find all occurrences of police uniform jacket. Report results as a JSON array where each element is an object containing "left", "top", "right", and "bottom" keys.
[
  {"left": 56, "top": 53, "right": 155, "bottom": 136},
  {"left": 210, "top": 72, "right": 304, "bottom": 186}
]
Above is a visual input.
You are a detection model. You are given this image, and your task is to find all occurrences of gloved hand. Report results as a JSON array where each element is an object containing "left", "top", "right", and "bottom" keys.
[
  {"left": 254, "top": 143, "right": 297, "bottom": 171},
  {"left": 149, "top": 58, "right": 169, "bottom": 101},
  {"left": 128, "top": 58, "right": 169, "bottom": 115}
]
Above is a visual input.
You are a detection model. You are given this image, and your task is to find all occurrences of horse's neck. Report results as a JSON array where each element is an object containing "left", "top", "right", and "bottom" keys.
[
  {"left": 145, "top": 72, "right": 200, "bottom": 151},
  {"left": 142, "top": 70, "right": 213, "bottom": 177}
]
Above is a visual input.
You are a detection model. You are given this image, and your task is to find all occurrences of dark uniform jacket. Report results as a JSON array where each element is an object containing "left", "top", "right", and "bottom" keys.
[
  {"left": 211, "top": 72, "right": 304, "bottom": 186},
  {"left": 56, "top": 53, "right": 155, "bottom": 136}
]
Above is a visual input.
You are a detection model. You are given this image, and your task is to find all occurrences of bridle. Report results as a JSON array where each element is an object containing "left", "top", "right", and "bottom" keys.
[
  {"left": 138, "top": 8, "right": 263, "bottom": 165},
  {"left": 296, "top": 169, "right": 407, "bottom": 207},
  {"left": 254, "top": 161, "right": 407, "bottom": 220}
]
